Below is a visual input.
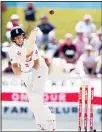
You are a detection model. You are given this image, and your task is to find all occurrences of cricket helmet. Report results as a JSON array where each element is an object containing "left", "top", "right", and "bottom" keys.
[{"left": 10, "top": 26, "right": 26, "bottom": 42}]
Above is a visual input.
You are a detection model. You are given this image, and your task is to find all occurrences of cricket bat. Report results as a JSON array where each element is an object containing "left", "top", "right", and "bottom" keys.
[{"left": 26, "top": 27, "right": 38, "bottom": 57}]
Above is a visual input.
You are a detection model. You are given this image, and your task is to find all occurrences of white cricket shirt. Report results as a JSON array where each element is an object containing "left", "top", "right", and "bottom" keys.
[{"left": 8, "top": 39, "right": 39, "bottom": 72}]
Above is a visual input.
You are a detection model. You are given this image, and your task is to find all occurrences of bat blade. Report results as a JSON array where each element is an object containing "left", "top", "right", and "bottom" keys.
[{"left": 26, "top": 27, "right": 38, "bottom": 56}]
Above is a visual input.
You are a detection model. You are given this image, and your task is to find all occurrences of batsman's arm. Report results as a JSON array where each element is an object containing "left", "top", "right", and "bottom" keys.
[
  {"left": 26, "top": 27, "right": 38, "bottom": 56},
  {"left": 8, "top": 50, "right": 22, "bottom": 75},
  {"left": 33, "top": 59, "right": 40, "bottom": 70},
  {"left": 32, "top": 44, "right": 40, "bottom": 70},
  {"left": 11, "top": 63, "right": 22, "bottom": 75}
]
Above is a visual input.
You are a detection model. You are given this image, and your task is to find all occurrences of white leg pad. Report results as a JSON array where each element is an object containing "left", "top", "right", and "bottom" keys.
[{"left": 27, "top": 92, "right": 56, "bottom": 131}]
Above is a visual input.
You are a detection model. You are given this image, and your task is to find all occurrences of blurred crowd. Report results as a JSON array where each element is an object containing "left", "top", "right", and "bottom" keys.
[{"left": 2, "top": 2, "right": 102, "bottom": 78}]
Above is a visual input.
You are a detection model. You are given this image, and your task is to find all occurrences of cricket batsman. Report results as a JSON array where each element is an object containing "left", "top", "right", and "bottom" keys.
[{"left": 8, "top": 26, "right": 56, "bottom": 131}]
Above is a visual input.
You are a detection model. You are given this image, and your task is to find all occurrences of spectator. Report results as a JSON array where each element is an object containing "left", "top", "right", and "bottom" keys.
[
  {"left": 74, "top": 28, "right": 89, "bottom": 57},
  {"left": 95, "top": 43, "right": 102, "bottom": 78},
  {"left": 77, "top": 45, "right": 98, "bottom": 75},
  {"left": 75, "top": 14, "right": 96, "bottom": 39},
  {"left": 45, "top": 38, "right": 58, "bottom": 58},
  {"left": 90, "top": 32, "right": 97, "bottom": 41},
  {"left": 3, "top": 61, "right": 13, "bottom": 73},
  {"left": 96, "top": 49, "right": 102, "bottom": 77},
  {"left": 2, "top": 42, "right": 10, "bottom": 59},
  {"left": 52, "top": 39, "right": 64, "bottom": 58},
  {"left": 90, "top": 30, "right": 102, "bottom": 52},
  {"left": 37, "top": 14, "right": 55, "bottom": 48},
  {"left": 59, "top": 33, "right": 78, "bottom": 63},
  {"left": 1, "top": 2, "right": 6, "bottom": 12},
  {"left": 6, "top": 14, "right": 22, "bottom": 41},
  {"left": 2, "top": 50, "right": 7, "bottom": 60},
  {"left": 24, "top": 2, "right": 36, "bottom": 36},
  {"left": 2, "top": 42, "right": 12, "bottom": 72},
  {"left": 99, "top": 43, "right": 102, "bottom": 54}
]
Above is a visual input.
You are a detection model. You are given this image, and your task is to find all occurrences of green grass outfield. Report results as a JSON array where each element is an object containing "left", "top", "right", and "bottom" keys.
[{"left": 2, "top": 7, "right": 101, "bottom": 43}]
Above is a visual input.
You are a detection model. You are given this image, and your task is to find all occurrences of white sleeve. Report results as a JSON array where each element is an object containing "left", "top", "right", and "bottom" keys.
[
  {"left": 92, "top": 23, "right": 96, "bottom": 32},
  {"left": 90, "top": 38, "right": 94, "bottom": 46},
  {"left": 90, "top": 38, "right": 97, "bottom": 50},
  {"left": 8, "top": 49, "right": 17, "bottom": 64},
  {"left": 5, "top": 31, "right": 11, "bottom": 40},
  {"left": 32, "top": 44, "right": 39, "bottom": 60},
  {"left": 75, "top": 21, "right": 85, "bottom": 32},
  {"left": 79, "top": 54, "right": 85, "bottom": 61},
  {"left": 85, "top": 38, "right": 89, "bottom": 44}
]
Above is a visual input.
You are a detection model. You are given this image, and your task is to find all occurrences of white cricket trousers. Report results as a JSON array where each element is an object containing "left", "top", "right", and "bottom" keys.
[{"left": 21, "top": 63, "right": 56, "bottom": 131}]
